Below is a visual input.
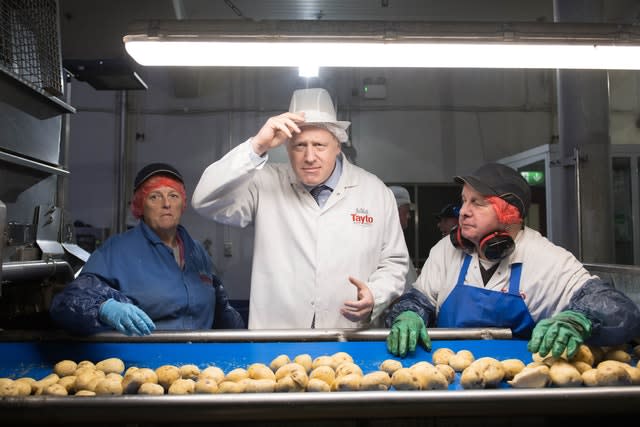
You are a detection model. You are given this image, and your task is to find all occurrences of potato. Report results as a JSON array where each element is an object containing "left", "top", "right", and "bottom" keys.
[
  {"left": 448, "top": 354, "right": 473, "bottom": 372},
  {"left": 199, "top": 366, "right": 225, "bottom": 383},
  {"left": 274, "top": 363, "right": 307, "bottom": 381},
  {"left": 311, "top": 355, "right": 334, "bottom": 370},
  {"left": 270, "top": 354, "right": 291, "bottom": 372},
  {"left": 74, "top": 371, "right": 102, "bottom": 392},
  {"left": 137, "top": 368, "right": 158, "bottom": 384},
  {"left": 581, "top": 368, "right": 599, "bottom": 387},
  {"left": 436, "top": 365, "right": 456, "bottom": 384},
  {"left": 95, "top": 357, "right": 125, "bottom": 375},
  {"left": 94, "top": 378, "right": 124, "bottom": 395},
  {"left": 460, "top": 358, "right": 504, "bottom": 389},
  {"left": 569, "top": 345, "right": 595, "bottom": 366},
  {"left": 0, "top": 378, "right": 19, "bottom": 397},
  {"left": 501, "top": 359, "right": 525, "bottom": 380},
  {"left": 54, "top": 360, "right": 78, "bottom": 377},
  {"left": 413, "top": 364, "right": 448, "bottom": 390},
  {"left": 432, "top": 348, "right": 455, "bottom": 365},
  {"left": 360, "top": 371, "right": 391, "bottom": 391},
  {"left": 596, "top": 360, "right": 632, "bottom": 386},
  {"left": 156, "top": 365, "right": 181, "bottom": 391},
  {"left": 508, "top": 365, "right": 551, "bottom": 388},
  {"left": 241, "top": 378, "right": 276, "bottom": 393},
  {"left": 122, "top": 370, "right": 147, "bottom": 394},
  {"left": 633, "top": 344, "right": 640, "bottom": 359},
  {"left": 194, "top": 378, "right": 219, "bottom": 394},
  {"left": 217, "top": 380, "right": 245, "bottom": 393},
  {"left": 57, "top": 375, "right": 77, "bottom": 393},
  {"left": 247, "top": 363, "right": 276, "bottom": 381},
  {"left": 603, "top": 348, "right": 632, "bottom": 364},
  {"left": 306, "top": 378, "right": 331, "bottom": 392},
  {"left": 309, "top": 365, "right": 336, "bottom": 385},
  {"left": 435, "top": 364, "right": 456, "bottom": 384},
  {"left": 106, "top": 372, "right": 123, "bottom": 382},
  {"left": 225, "top": 368, "right": 248, "bottom": 382},
  {"left": 549, "top": 360, "right": 582, "bottom": 387},
  {"left": 335, "top": 362, "right": 363, "bottom": 378},
  {"left": 44, "top": 383, "right": 68, "bottom": 396},
  {"left": 14, "top": 377, "right": 36, "bottom": 395},
  {"left": 379, "top": 359, "right": 403, "bottom": 375},
  {"left": 179, "top": 364, "right": 200, "bottom": 380},
  {"left": 331, "top": 352, "right": 354, "bottom": 369},
  {"left": 572, "top": 361, "right": 593, "bottom": 374},
  {"left": 274, "top": 374, "right": 307, "bottom": 392},
  {"left": 168, "top": 378, "right": 195, "bottom": 395},
  {"left": 391, "top": 368, "right": 421, "bottom": 390},
  {"left": 331, "top": 373, "right": 361, "bottom": 391},
  {"left": 34, "top": 373, "right": 61, "bottom": 395},
  {"left": 293, "top": 354, "right": 313, "bottom": 373},
  {"left": 138, "top": 382, "right": 165, "bottom": 395},
  {"left": 621, "top": 364, "right": 640, "bottom": 385},
  {"left": 74, "top": 390, "right": 97, "bottom": 397},
  {"left": 76, "top": 360, "right": 95, "bottom": 370}
]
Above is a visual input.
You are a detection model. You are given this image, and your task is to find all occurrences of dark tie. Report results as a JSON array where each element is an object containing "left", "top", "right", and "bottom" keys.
[{"left": 310, "top": 185, "right": 330, "bottom": 205}]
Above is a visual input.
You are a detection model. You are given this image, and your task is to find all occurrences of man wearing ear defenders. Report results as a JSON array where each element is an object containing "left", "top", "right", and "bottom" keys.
[{"left": 385, "top": 162, "right": 640, "bottom": 358}]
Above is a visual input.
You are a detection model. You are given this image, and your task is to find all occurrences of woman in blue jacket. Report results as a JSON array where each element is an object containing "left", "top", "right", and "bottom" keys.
[{"left": 50, "top": 163, "right": 244, "bottom": 335}]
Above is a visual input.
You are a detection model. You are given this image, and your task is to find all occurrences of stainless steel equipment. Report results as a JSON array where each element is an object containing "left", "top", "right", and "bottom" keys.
[{"left": 0, "top": 0, "right": 80, "bottom": 330}]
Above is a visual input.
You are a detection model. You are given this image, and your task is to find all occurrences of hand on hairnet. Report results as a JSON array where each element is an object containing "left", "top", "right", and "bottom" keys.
[
  {"left": 251, "top": 112, "right": 306, "bottom": 155},
  {"left": 99, "top": 299, "right": 155, "bottom": 336},
  {"left": 340, "top": 276, "right": 374, "bottom": 322},
  {"left": 527, "top": 310, "right": 592, "bottom": 359},
  {"left": 387, "top": 310, "right": 431, "bottom": 357}
]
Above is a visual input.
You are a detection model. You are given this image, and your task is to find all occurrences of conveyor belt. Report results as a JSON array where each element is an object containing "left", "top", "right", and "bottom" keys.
[{"left": 0, "top": 329, "right": 638, "bottom": 424}]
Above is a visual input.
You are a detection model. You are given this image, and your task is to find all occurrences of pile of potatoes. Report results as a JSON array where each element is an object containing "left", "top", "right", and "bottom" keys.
[
  {"left": 430, "top": 343, "right": 640, "bottom": 389},
  {"left": 0, "top": 351, "right": 396, "bottom": 396},
  {"left": 1, "top": 344, "right": 638, "bottom": 396}
]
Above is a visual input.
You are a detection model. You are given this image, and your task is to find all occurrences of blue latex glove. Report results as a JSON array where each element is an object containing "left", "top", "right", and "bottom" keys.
[
  {"left": 386, "top": 310, "right": 431, "bottom": 357},
  {"left": 99, "top": 299, "right": 155, "bottom": 336},
  {"left": 527, "top": 310, "right": 592, "bottom": 359}
]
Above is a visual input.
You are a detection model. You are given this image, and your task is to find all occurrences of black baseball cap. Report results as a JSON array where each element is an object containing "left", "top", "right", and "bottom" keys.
[
  {"left": 133, "top": 163, "right": 184, "bottom": 192},
  {"left": 435, "top": 204, "right": 460, "bottom": 220},
  {"left": 454, "top": 163, "right": 531, "bottom": 217}
]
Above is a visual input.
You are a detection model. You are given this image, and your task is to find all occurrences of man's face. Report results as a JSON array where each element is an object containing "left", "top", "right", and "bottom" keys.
[
  {"left": 287, "top": 126, "right": 341, "bottom": 186},
  {"left": 458, "top": 184, "right": 500, "bottom": 245},
  {"left": 398, "top": 204, "right": 412, "bottom": 230}
]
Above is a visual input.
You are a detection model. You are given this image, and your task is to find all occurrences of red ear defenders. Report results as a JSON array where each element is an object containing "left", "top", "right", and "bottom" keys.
[{"left": 449, "top": 225, "right": 515, "bottom": 261}]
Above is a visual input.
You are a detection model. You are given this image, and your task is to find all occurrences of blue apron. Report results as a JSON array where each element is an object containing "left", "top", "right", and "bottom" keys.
[{"left": 437, "top": 254, "right": 535, "bottom": 337}]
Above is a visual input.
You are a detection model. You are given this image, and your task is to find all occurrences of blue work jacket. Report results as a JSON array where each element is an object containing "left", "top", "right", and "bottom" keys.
[{"left": 50, "top": 221, "right": 244, "bottom": 335}]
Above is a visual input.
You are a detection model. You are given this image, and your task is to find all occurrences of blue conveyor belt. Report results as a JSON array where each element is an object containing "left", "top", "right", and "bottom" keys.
[{"left": 0, "top": 338, "right": 531, "bottom": 388}]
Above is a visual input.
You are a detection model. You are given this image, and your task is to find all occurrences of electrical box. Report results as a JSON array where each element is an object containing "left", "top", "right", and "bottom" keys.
[{"left": 363, "top": 83, "right": 387, "bottom": 99}]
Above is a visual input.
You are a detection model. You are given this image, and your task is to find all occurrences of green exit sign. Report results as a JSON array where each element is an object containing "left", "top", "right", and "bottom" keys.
[{"left": 521, "top": 171, "right": 544, "bottom": 185}]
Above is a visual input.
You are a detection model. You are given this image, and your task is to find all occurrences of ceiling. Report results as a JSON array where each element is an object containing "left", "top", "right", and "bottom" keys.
[{"left": 59, "top": 0, "right": 640, "bottom": 62}]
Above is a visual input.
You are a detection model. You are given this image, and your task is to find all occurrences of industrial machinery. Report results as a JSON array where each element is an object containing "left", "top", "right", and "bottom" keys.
[{"left": 0, "top": 0, "right": 82, "bottom": 330}]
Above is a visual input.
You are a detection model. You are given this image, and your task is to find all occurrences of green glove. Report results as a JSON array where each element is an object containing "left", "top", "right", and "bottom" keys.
[
  {"left": 527, "top": 310, "right": 592, "bottom": 359},
  {"left": 386, "top": 310, "right": 431, "bottom": 357}
]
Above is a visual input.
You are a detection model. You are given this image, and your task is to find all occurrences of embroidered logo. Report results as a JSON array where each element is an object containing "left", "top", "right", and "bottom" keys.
[
  {"left": 351, "top": 208, "right": 374, "bottom": 226},
  {"left": 199, "top": 273, "right": 213, "bottom": 285}
]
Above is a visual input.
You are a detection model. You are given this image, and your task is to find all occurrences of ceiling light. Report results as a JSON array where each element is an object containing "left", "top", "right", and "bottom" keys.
[{"left": 123, "top": 20, "right": 640, "bottom": 70}]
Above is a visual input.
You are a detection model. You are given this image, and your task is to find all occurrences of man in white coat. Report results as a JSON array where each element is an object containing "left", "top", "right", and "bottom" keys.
[{"left": 191, "top": 88, "right": 409, "bottom": 329}]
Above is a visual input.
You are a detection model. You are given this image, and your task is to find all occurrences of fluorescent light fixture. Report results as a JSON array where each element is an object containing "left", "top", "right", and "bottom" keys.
[
  {"left": 298, "top": 65, "right": 319, "bottom": 78},
  {"left": 124, "top": 20, "right": 640, "bottom": 70}
]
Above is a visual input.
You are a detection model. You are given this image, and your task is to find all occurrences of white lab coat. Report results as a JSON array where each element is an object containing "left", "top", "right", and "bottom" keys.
[{"left": 192, "top": 140, "right": 409, "bottom": 329}]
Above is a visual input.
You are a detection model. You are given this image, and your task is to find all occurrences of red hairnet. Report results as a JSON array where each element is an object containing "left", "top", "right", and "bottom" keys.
[
  {"left": 130, "top": 175, "right": 187, "bottom": 219},
  {"left": 486, "top": 196, "right": 522, "bottom": 225}
]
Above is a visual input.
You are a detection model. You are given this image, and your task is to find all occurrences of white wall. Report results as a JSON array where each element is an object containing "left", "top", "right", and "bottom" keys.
[{"left": 66, "top": 67, "right": 640, "bottom": 299}]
